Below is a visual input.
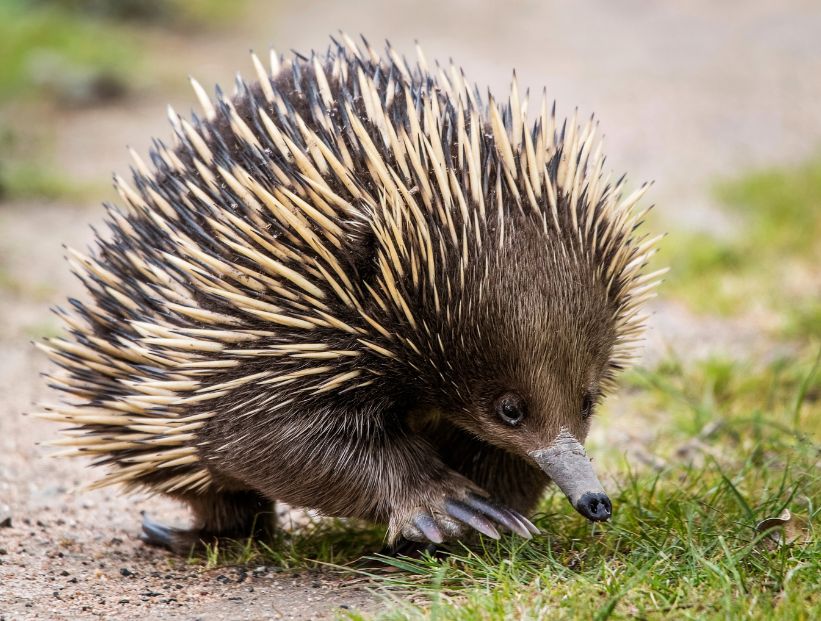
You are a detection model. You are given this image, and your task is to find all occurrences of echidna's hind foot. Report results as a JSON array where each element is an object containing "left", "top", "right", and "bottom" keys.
[
  {"left": 139, "top": 489, "right": 276, "bottom": 555},
  {"left": 140, "top": 512, "right": 202, "bottom": 553}
]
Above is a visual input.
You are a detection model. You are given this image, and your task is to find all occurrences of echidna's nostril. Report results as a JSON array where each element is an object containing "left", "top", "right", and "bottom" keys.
[{"left": 576, "top": 492, "right": 612, "bottom": 522}]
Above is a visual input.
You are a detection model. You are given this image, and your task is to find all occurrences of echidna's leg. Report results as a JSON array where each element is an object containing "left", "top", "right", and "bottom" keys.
[
  {"left": 140, "top": 489, "right": 275, "bottom": 554},
  {"left": 198, "top": 409, "right": 530, "bottom": 546},
  {"left": 423, "top": 419, "right": 549, "bottom": 517}
]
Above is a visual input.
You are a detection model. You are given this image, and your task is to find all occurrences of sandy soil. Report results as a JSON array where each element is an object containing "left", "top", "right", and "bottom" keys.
[{"left": 2, "top": 1, "right": 820, "bottom": 618}]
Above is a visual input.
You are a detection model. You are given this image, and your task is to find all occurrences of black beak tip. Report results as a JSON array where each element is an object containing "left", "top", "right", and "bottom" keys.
[{"left": 576, "top": 492, "right": 612, "bottom": 522}]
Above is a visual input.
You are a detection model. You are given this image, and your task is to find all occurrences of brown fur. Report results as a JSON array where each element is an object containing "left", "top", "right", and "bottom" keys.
[{"left": 191, "top": 221, "right": 614, "bottom": 544}]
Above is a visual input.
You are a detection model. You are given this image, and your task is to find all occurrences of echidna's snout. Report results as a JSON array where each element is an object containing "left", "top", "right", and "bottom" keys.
[
  {"left": 529, "top": 429, "right": 612, "bottom": 523},
  {"left": 575, "top": 491, "right": 612, "bottom": 522}
]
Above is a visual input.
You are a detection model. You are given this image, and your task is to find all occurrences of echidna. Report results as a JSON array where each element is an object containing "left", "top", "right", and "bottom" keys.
[{"left": 38, "top": 35, "right": 663, "bottom": 552}]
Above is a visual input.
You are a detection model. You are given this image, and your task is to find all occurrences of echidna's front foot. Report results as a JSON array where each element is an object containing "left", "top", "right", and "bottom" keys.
[{"left": 397, "top": 492, "right": 539, "bottom": 544}]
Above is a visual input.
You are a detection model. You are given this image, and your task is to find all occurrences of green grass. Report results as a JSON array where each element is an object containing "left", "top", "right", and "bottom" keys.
[
  {"left": 716, "top": 159, "right": 821, "bottom": 256},
  {"left": 659, "top": 157, "right": 821, "bottom": 338},
  {"left": 342, "top": 351, "right": 820, "bottom": 620},
  {"left": 192, "top": 350, "right": 819, "bottom": 621},
  {"left": 0, "top": 267, "right": 56, "bottom": 301},
  {"left": 39, "top": 0, "right": 245, "bottom": 29},
  {"left": 0, "top": 158, "right": 93, "bottom": 202},
  {"left": 0, "top": 0, "right": 247, "bottom": 103},
  {"left": 0, "top": 0, "right": 249, "bottom": 202},
  {"left": 0, "top": 123, "right": 99, "bottom": 202},
  {"left": 196, "top": 517, "right": 387, "bottom": 571},
  {"left": 0, "top": 0, "right": 137, "bottom": 200},
  {"left": 0, "top": 0, "right": 137, "bottom": 102}
]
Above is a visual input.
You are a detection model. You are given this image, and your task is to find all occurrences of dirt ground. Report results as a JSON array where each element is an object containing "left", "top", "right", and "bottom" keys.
[{"left": 2, "top": 1, "right": 820, "bottom": 619}]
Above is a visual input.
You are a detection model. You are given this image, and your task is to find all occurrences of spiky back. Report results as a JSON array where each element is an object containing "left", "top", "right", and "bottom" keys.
[{"left": 38, "top": 35, "right": 662, "bottom": 494}]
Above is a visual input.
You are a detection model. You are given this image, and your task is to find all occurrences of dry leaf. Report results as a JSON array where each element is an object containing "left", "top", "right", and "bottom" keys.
[{"left": 755, "top": 508, "right": 792, "bottom": 544}]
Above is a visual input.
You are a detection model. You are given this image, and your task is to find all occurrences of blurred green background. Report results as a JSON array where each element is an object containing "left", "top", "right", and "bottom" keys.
[{"left": 0, "top": 1, "right": 818, "bottom": 619}]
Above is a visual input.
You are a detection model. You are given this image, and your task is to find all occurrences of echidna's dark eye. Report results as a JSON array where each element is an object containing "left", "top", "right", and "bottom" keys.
[
  {"left": 495, "top": 392, "right": 526, "bottom": 427},
  {"left": 581, "top": 392, "right": 595, "bottom": 420}
]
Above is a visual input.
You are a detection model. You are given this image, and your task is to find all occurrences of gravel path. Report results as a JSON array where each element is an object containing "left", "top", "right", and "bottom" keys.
[{"left": 2, "top": 1, "right": 820, "bottom": 618}]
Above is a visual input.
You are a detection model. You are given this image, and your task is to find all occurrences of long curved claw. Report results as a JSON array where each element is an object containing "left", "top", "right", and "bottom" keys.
[
  {"left": 444, "top": 499, "right": 500, "bottom": 540},
  {"left": 139, "top": 512, "right": 179, "bottom": 549},
  {"left": 465, "top": 494, "right": 532, "bottom": 539},
  {"left": 508, "top": 509, "right": 540, "bottom": 535},
  {"left": 413, "top": 514, "right": 445, "bottom": 544}
]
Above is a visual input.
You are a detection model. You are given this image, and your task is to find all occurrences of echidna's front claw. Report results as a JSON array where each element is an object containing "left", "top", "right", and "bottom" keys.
[
  {"left": 396, "top": 483, "right": 538, "bottom": 544},
  {"left": 412, "top": 514, "right": 444, "bottom": 544},
  {"left": 509, "top": 509, "right": 540, "bottom": 535},
  {"left": 463, "top": 494, "right": 535, "bottom": 539},
  {"left": 443, "top": 498, "right": 501, "bottom": 539}
]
